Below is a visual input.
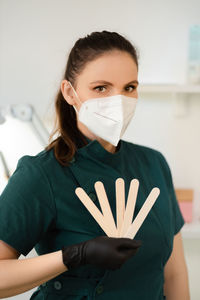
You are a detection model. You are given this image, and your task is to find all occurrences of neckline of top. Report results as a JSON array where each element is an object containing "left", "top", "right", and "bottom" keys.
[{"left": 76, "top": 134, "right": 124, "bottom": 160}]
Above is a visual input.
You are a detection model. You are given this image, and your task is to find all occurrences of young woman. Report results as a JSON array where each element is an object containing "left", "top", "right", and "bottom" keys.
[{"left": 0, "top": 31, "right": 190, "bottom": 299}]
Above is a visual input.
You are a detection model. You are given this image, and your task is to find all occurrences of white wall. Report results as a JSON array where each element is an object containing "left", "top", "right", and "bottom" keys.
[
  {"left": 0, "top": 0, "right": 200, "bottom": 299},
  {"left": 124, "top": 93, "right": 200, "bottom": 221},
  {"left": 1, "top": 0, "right": 199, "bottom": 217}
]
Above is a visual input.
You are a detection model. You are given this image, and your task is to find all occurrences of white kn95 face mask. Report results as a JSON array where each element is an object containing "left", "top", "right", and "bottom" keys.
[{"left": 68, "top": 81, "right": 138, "bottom": 146}]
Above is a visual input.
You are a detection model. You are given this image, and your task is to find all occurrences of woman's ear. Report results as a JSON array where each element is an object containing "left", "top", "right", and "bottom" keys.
[{"left": 60, "top": 80, "right": 75, "bottom": 105}]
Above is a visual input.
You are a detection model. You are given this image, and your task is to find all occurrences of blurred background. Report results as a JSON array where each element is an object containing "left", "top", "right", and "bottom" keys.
[{"left": 0, "top": 0, "right": 200, "bottom": 299}]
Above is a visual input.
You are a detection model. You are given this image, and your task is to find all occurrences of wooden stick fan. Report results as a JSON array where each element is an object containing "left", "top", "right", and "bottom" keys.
[{"left": 75, "top": 178, "right": 160, "bottom": 239}]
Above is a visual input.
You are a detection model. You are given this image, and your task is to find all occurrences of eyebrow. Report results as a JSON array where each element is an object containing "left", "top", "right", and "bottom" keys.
[{"left": 89, "top": 80, "right": 139, "bottom": 85}]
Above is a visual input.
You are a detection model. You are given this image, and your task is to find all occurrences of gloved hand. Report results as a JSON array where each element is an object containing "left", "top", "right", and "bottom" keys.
[{"left": 61, "top": 235, "right": 142, "bottom": 271}]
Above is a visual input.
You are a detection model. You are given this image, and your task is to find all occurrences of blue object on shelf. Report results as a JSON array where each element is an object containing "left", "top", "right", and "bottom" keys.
[{"left": 187, "top": 25, "right": 200, "bottom": 84}]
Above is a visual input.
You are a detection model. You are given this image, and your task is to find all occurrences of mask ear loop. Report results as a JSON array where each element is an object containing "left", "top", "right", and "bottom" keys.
[{"left": 68, "top": 81, "right": 82, "bottom": 113}]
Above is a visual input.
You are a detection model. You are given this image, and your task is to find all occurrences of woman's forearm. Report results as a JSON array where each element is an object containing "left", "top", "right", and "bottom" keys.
[
  {"left": 164, "top": 273, "right": 190, "bottom": 300},
  {"left": 0, "top": 250, "right": 68, "bottom": 299}
]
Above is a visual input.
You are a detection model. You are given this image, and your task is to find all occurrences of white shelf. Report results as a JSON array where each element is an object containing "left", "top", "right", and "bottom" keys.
[
  {"left": 181, "top": 222, "right": 200, "bottom": 239},
  {"left": 138, "top": 84, "right": 200, "bottom": 94}
]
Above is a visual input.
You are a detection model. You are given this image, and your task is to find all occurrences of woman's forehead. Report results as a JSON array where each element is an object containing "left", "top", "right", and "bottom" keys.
[{"left": 78, "top": 52, "right": 138, "bottom": 84}]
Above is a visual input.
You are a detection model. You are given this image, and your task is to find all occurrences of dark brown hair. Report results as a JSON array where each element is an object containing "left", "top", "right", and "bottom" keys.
[{"left": 45, "top": 30, "right": 139, "bottom": 166}]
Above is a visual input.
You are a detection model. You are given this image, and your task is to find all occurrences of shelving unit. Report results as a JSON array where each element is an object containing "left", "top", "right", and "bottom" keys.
[
  {"left": 138, "top": 83, "right": 200, "bottom": 94},
  {"left": 137, "top": 83, "right": 200, "bottom": 239}
]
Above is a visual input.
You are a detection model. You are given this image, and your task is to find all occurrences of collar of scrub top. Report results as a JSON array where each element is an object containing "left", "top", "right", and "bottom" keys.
[{"left": 76, "top": 133, "right": 124, "bottom": 164}]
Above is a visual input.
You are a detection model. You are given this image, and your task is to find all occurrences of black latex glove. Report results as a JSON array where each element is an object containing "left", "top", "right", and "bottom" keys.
[{"left": 61, "top": 235, "right": 142, "bottom": 271}]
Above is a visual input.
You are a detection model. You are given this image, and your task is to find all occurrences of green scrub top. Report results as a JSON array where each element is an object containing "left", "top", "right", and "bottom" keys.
[{"left": 0, "top": 136, "right": 185, "bottom": 300}]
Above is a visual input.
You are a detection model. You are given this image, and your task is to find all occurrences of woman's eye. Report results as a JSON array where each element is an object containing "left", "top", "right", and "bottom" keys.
[
  {"left": 125, "top": 85, "right": 136, "bottom": 92},
  {"left": 93, "top": 85, "right": 137, "bottom": 93},
  {"left": 93, "top": 85, "right": 106, "bottom": 92}
]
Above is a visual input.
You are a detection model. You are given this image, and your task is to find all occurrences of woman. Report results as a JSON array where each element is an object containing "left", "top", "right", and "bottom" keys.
[{"left": 0, "top": 31, "right": 190, "bottom": 299}]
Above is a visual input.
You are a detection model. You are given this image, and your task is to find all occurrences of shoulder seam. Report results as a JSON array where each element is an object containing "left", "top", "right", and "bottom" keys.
[
  {"left": 36, "top": 162, "right": 58, "bottom": 224},
  {"left": 124, "top": 140, "right": 161, "bottom": 155},
  {"left": 19, "top": 156, "right": 57, "bottom": 223}
]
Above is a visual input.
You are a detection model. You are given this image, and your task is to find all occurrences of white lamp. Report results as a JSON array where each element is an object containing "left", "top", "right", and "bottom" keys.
[{"left": 0, "top": 104, "right": 50, "bottom": 193}]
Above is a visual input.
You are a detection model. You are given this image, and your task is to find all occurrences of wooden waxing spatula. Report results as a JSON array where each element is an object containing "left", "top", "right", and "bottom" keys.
[
  {"left": 124, "top": 187, "right": 160, "bottom": 239},
  {"left": 119, "top": 179, "right": 139, "bottom": 237},
  {"left": 75, "top": 186, "right": 118, "bottom": 237},
  {"left": 115, "top": 178, "right": 125, "bottom": 237},
  {"left": 94, "top": 181, "right": 118, "bottom": 237}
]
